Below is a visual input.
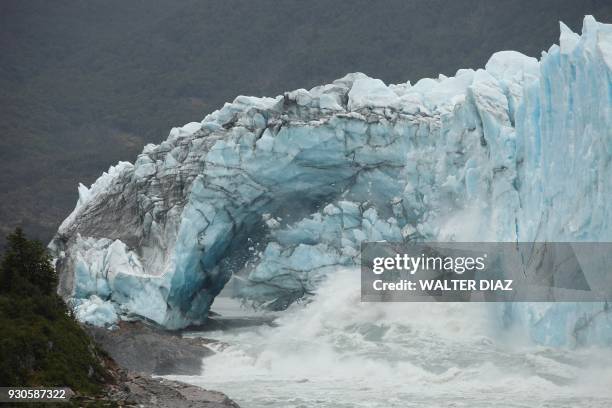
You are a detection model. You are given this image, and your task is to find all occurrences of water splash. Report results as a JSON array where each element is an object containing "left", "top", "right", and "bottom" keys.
[{"left": 167, "top": 269, "right": 612, "bottom": 407}]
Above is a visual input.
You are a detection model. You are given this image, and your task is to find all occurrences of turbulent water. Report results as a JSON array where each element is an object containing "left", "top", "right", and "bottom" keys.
[{"left": 167, "top": 270, "right": 612, "bottom": 408}]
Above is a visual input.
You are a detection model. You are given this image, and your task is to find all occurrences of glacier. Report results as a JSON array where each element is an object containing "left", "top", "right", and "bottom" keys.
[{"left": 50, "top": 16, "right": 611, "bottom": 345}]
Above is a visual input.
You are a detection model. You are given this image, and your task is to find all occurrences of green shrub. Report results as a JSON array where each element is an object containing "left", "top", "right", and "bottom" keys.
[{"left": 0, "top": 229, "right": 111, "bottom": 395}]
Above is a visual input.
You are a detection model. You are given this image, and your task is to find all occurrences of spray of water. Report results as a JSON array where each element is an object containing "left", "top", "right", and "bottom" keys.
[{"left": 167, "top": 269, "right": 612, "bottom": 408}]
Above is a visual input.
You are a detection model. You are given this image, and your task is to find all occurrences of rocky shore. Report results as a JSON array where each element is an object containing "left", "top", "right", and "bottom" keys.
[
  {"left": 104, "top": 372, "right": 239, "bottom": 408},
  {"left": 85, "top": 321, "right": 216, "bottom": 376},
  {"left": 82, "top": 321, "right": 239, "bottom": 407}
]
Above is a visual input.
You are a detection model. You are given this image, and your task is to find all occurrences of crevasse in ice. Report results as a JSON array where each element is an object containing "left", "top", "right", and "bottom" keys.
[{"left": 50, "top": 16, "right": 611, "bottom": 344}]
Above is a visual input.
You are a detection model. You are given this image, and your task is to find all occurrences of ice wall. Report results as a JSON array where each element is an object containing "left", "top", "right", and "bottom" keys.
[
  {"left": 51, "top": 17, "right": 611, "bottom": 344},
  {"left": 516, "top": 17, "right": 612, "bottom": 242},
  {"left": 508, "top": 16, "right": 612, "bottom": 346}
]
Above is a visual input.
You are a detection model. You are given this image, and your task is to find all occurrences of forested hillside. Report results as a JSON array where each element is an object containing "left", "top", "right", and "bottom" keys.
[{"left": 1, "top": 0, "right": 611, "bottom": 246}]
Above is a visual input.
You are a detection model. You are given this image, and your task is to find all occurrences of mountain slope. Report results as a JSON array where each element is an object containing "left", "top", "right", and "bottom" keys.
[{"left": 2, "top": 0, "right": 612, "bottom": 246}]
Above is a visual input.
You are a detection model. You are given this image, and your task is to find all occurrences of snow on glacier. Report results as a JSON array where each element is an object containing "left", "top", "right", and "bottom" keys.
[{"left": 50, "top": 17, "right": 611, "bottom": 345}]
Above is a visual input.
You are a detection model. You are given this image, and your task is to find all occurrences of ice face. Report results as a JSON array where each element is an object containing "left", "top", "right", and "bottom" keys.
[
  {"left": 51, "top": 16, "right": 612, "bottom": 344},
  {"left": 516, "top": 16, "right": 612, "bottom": 243}
]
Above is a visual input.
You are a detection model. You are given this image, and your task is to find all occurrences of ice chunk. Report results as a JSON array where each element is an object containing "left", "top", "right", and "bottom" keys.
[
  {"left": 74, "top": 296, "right": 118, "bottom": 327},
  {"left": 559, "top": 22, "right": 580, "bottom": 55},
  {"left": 485, "top": 51, "right": 539, "bottom": 81},
  {"left": 348, "top": 75, "right": 399, "bottom": 110}
]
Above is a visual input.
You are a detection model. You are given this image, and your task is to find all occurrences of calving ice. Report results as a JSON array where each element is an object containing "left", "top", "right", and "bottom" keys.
[{"left": 50, "top": 16, "right": 612, "bottom": 346}]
